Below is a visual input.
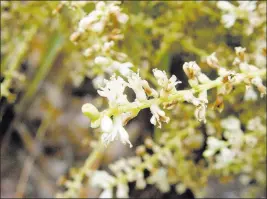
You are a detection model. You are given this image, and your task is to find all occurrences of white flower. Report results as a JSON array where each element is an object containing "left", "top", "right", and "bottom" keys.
[
  {"left": 117, "top": 62, "right": 133, "bottom": 76},
  {"left": 221, "top": 116, "right": 241, "bottom": 131},
  {"left": 97, "top": 75, "right": 128, "bottom": 107},
  {"left": 238, "top": 1, "right": 257, "bottom": 12},
  {"left": 90, "top": 171, "right": 115, "bottom": 189},
  {"left": 101, "top": 116, "right": 114, "bottom": 133},
  {"left": 204, "top": 137, "right": 226, "bottom": 157},
  {"left": 96, "top": 1, "right": 106, "bottom": 11},
  {"left": 150, "top": 104, "right": 170, "bottom": 128},
  {"left": 99, "top": 188, "right": 113, "bottom": 198},
  {"left": 91, "top": 21, "right": 105, "bottom": 33},
  {"left": 147, "top": 168, "right": 170, "bottom": 193},
  {"left": 207, "top": 52, "right": 219, "bottom": 68},
  {"left": 127, "top": 72, "right": 147, "bottom": 101},
  {"left": 92, "top": 75, "right": 105, "bottom": 89},
  {"left": 116, "top": 183, "right": 129, "bottom": 198},
  {"left": 183, "top": 61, "right": 201, "bottom": 79},
  {"left": 103, "top": 41, "right": 115, "bottom": 51},
  {"left": 224, "top": 129, "right": 243, "bottom": 147},
  {"left": 175, "top": 183, "right": 186, "bottom": 194},
  {"left": 222, "top": 13, "right": 236, "bottom": 28},
  {"left": 94, "top": 56, "right": 110, "bottom": 65},
  {"left": 101, "top": 115, "right": 132, "bottom": 147},
  {"left": 215, "top": 148, "right": 235, "bottom": 169},
  {"left": 152, "top": 69, "right": 181, "bottom": 93},
  {"left": 117, "top": 13, "right": 129, "bottom": 24},
  {"left": 78, "top": 10, "right": 102, "bottom": 32},
  {"left": 247, "top": 116, "right": 265, "bottom": 132},
  {"left": 244, "top": 85, "right": 258, "bottom": 101},
  {"left": 217, "top": 1, "right": 235, "bottom": 11},
  {"left": 136, "top": 172, "right": 146, "bottom": 189}
]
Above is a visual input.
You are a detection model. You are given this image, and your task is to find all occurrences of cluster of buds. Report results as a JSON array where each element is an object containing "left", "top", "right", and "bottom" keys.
[
  {"left": 183, "top": 62, "right": 209, "bottom": 123},
  {"left": 70, "top": 1, "right": 128, "bottom": 43},
  {"left": 206, "top": 47, "right": 266, "bottom": 112},
  {"left": 217, "top": 1, "right": 265, "bottom": 35},
  {"left": 81, "top": 46, "right": 265, "bottom": 148},
  {"left": 183, "top": 61, "right": 210, "bottom": 87},
  {"left": 81, "top": 70, "right": 178, "bottom": 147}
]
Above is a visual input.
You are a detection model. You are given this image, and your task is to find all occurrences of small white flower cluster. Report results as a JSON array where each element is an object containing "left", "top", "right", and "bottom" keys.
[
  {"left": 206, "top": 48, "right": 266, "bottom": 113},
  {"left": 82, "top": 69, "right": 184, "bottom": 147},
  {"left": 233, "top": 47, "right": 266, "bottom": 98},
  {"left": 60, "top": 0, "right": 89, "bottom": 9},
  {"left": 217, "top": 1, "right": 256, "bottom": 31},
  {"left": 77, "top": 1, "right": 128, "bottom": 34},
  {"left": 183, "top": 62, "right": 209, "bottom": 123},
  {"left": 67, "top": 1, "right": 133, "bottom": 88},
  {"left": 81, "top": 46, "right": 265, "bottom": 149},
  {"left": 89, "top": 137, "right": 178, "bottom": 198},
  {"left": 204, "top": 115, "right": 263, "bottom": 170}
]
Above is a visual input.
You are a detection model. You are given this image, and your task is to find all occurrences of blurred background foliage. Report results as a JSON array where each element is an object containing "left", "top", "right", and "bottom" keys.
[{"left": 0, "top": 1, "right": 266, "bottom": 198}]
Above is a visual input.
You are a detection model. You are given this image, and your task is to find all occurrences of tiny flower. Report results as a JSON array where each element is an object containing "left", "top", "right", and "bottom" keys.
[
  {"left": 207, "top": 52, "right": 220, "bottom": 69},
  {"left": 116, "top": 183, "right": 129, "bottom": 198},
  {"left": 247, "top": 116, "right": 265, "bottom": 132},
  {"left": 221, "top": 13, "right": 236, "bottom": 28},
  {"left": 235, "top": 46, "right": 246, "bottom": 61},
  {"left": 99, "top": 188, "right": 113, "bottom": 198},
  {"left": 204, "top": 137, "right": 227, "bottom": 157},
  {"left": 183, "top": 61, "right": 201, "bottom": 79},
  {"left": 95, "top": 56, "right": 110, "bottom": 65},
  {"left": 136, "top": 172, "right": 146, "bottom": 189},
  {"left": 101, "top": 116, "right": 113, "bottom": 133},
  {"left": 127, "top": 71, "right": 147, "bottom": 101},
  {"left": 147, "top": 168, "right": 170, "bottom": 193},
  {"left": 244, "top": 85, "right": 258, "bottom": 101},
  {"left": 116, "top": 62, "right": 133, "bottom": 76},
  {"left": 175, "top": 183, "right": 186, "bottom": 194},
  {"left": 103, "top": 41, "right": 115, "bottom": 51},
  {"left": 90, "top": 171, "right": 115, "bottom": 189},
  {"left": 78, "top": 12, "right": 99, "bottom": 32},
  {"left": 83, "top": 48, "right": 93, "bottom": 57},
  {"left": 217, "top": 1, "right": 235, "bottom": 11},
  {"left": 150, "top": 104, "right": 170, "bottom": 128},
  {"left": 101, "top": 115, "right": 132, "bottom": 148},
  {"left": 117, "top": 13, "right": 129, "bottom": 24},
  {"left": 251, "top": 77, "right": 266, "bottom": 97},
  {"left": 152, "top": 69, "right": 181, "bottom": 93},
  {"left": 221, "top": 115, "right": 241, "bottom": 131},
  {"left": 95, "top": 1, "right": 105, "bottom": 11},
  {"left": 142, "top": 80, "right": 158, "bottom": 97},
  {"left": 215, "top": 147, "right": 235, "bottom": 169},
  {"left": 97, "top": 75, "right": 128, "bottom": 107}
]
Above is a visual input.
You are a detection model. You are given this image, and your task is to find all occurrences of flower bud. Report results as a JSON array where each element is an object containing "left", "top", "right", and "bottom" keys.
[
  {"left": 70, "top": 31, "right": 81, "bottom": 43},
  {"left": 207, "top": 52, "right": 219, "bottom": 69},
  {"left": 94, "top": 56, "right": 110, "bottom": 65},
  {"left": 183, "top": 61, "right": 201, "bottom": 79},
  {"left": 235, "top": 47, "right": 246, "bottom": 62},
  {"left": 82, "top": 103, "right": 100, "bottom": 120}
]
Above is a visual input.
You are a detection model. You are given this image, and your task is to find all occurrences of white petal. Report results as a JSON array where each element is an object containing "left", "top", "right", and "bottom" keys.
[
  {"left": 222, "top": 13, "right": 236, "bottom": 28},
  {"left": 118, "top": 126, "right": 132, "bottom": 148},
  {"left": 116, "top": 183, "right": 129, "bottom": 198},
  {"left": 101, "top": 116, "right": 113, "bottom": 133},
  {"left": 99, "top": 188, "right": 113, "bottom": 198},
  {"left": 217, "top": 1, "right": 235, "bottom": 11}
]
